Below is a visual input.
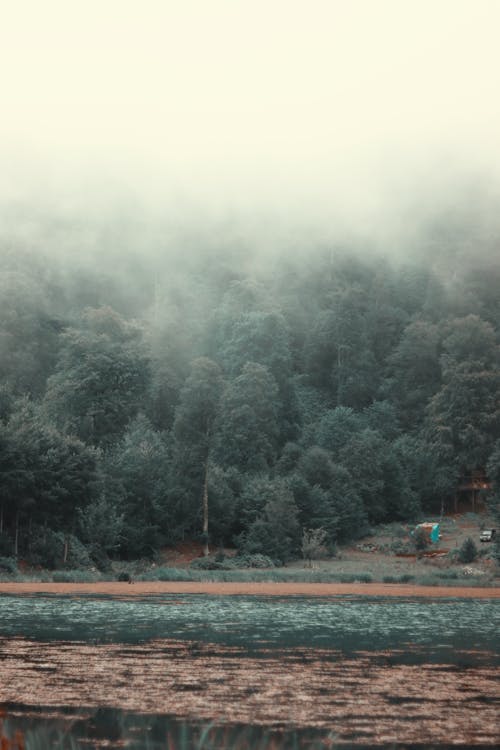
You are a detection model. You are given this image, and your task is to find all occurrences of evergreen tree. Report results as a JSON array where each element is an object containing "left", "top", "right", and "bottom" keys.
[
  {"left": 106, "top": 414, "right": 169, "bottom": 557},
  {"left": 45, "top": 307, "right": 150, "bottom": 447},
  {"left": 173, "top": 357, "right": 224, "bottom": 554},
  {"left": 239, "top": 479, "right": 300, "bottom": 563},
  {"left": 215, "top": 363, "right": 280, "bottom": 472}
]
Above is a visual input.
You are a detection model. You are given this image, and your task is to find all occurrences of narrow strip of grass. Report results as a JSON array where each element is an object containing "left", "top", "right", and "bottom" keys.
[
  {"left": 0, "top": 566, "right": 497, "bottom": 587},
  {"left": 135, "top": 567, "right": 375, "bottom": 584}
]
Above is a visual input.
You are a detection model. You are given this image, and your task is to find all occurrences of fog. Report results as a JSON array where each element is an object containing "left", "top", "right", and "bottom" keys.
[
  {"left": 1, "top": 0, "right": 500, "bottom": 266},
  {"left": 1, "top": 3, "right": 500, "bottom": 586}
]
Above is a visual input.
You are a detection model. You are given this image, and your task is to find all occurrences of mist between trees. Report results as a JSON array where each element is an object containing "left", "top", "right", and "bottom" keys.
[{"left": 0, "top": 223, "right": 499, "bottom": 570}]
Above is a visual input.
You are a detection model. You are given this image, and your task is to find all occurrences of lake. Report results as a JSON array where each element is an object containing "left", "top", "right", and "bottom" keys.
[{"left": 1, "top": 593, "right": 499, "bottom": 748}]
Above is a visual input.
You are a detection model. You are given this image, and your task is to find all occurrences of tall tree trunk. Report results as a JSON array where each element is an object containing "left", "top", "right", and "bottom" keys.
[
  {"left": 14, "top": 509, "right": 20, "bottom": 558},
  {"left": 63, "top": 535, "right": 69, "bottom": 564},
  {"left": 28, "top": 515, "right": 32, "bottom": 553},
  {"left": 202, "top": 460, "right": 209, "bottom": 556},
  {"left": 0, "top": 503, "right": 3, "bottom": 535},
  {"left": 336, "top": 345, "right": 342, "bottom": 405}
]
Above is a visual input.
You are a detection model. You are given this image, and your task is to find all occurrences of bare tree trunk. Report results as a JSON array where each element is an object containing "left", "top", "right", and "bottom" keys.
[
  {"left": 28, "top": 515, "right": 32, "bottom": 553},
  {"left": 63, "top": 536, "right": 69, "bottom": 564},
  {"left": 202, "top": 461, "right": 209, "bottom": 557},
  {"left": 14, "top": 510, "right": 20, "bottom": 557},
  {"left": 336, "top": 345, "right": 342, "bottom": 405},
  {"left": 0, "top": 503, "right": 3, "bottom": 535}
]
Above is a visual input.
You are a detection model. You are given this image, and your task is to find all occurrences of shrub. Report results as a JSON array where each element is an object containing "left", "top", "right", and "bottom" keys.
[
  {"left": 0, "top": 556, "right": 17, "bottom": 574},
  {"left": 0, "top": 532, "right": 13, "bottom": 556},
  {"left": 458, "top": 537, "right": 478, "bottom": 564},
  {"left": 301, "top": 528, "right": 328, "bottom": 567},
  {"left": 52, "top": 569, "right": 98, "bottom": 583},
  {"left": 413, "top": 527, "right": 430, "bottom": 555},
  {"left": 229, "top": 553, "right": 275, "bottom": 568},
  {"left": 190, "top": 556, "right": 223, "bottom": 570},
  {"left": 439, "top": 570, "right": 458, "bottom": 580},
  {"left": 399, "top": 573, "right": 415, "bottom": 583},
  {"left": 415, "top": 575, "right": 439, "bottom": 586},
  {"left": 89, "top": 545, "right": 113, "bottom": 572},
  {"left": 493, "top": 539, "right": 500, "bottom": 565},
  {"left": 238, "top": 479, "right": 301, "bottom": 563},
  {"left": 29, "top": 529, "right": 92, "bottom": 569},
  {"left": 149, "top": 567, "right": 198, "bottom": 582},
  {"left": 190, "top": 553, "right": 276, "bottom": 570},
  {"left": 390, "top": 540, "right": 414, "bottom": 555},
  {"left": 383, "top": 573, "right": 416, "bottom": 583},
  {"left": 339, "top": 572, "right": 373, "bottom": 583}
]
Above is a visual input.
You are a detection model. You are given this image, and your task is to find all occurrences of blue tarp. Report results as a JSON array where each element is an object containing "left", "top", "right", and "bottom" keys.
[{"left": 415, "top": 522, "right": 440, "bottom": 543}]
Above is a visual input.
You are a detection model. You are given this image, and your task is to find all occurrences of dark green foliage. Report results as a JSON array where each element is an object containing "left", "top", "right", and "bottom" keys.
[
  {"left": 0, "top": 385, "right": 14, "bottom": 421},
  {"left": 28, "top": 529, "right": 92, "bottom": 570},
  {"left": 299, "top": 446, "right": 337, "bottom": 489},
  {"left": 312, "top": 406, "right": 363, "bottom": 453},
  {"left": 229, "top": 553, "right": 275, "bottom": 568},
  {"left": 0, "top": 399, "right": 98, "bottom": 557},
  {"left": 425, "top": 315, "right": 500, "bottom": 473},
  {"left": 239, "top": 479, "right": 300, "bottom": 563},
  {"left": 218, "top": 310, "right": 292, "bottom": 381},
  {"left": 0, "top": 271, "right": 61, "bottom": 397},
  {"left": 1, "top": 242, "right": 498, "bottom": 565},
  {"left": 275, "top": 441, "right": 302, "bottom": 475},
  {"left": 52, "top": 570, "right": 98, "bottom": 583},
  {"left": 215, "top": 363, "right": 279, "bottom": 472},
  {"left": 0, "top": 533, "right": 14, "bottom": 556},
  {"left": 205, "top": 464, "right": 239, "bottom": 543},
  {"left": 301, "top": 528, "right": 328, "bottom": 565},
  {"left": 486, "top": 441, "right": 500, "bottom": 565},
  {"left": 493, "top": 540, "right": 500, "bottom": 566},
  {"left": 413, "top": 527, "right": 430, "bottom": 554},
  {"left": 78, "top": 495, "right": 125, "bottom": 556},
  {"left": 458, "top": 537, "right": 478, "bottom": 564},
  {"left": 44, "top": 307, "right": 150, "bottom": 448},
  {"left": 190, "top": 552, "right": 276, "bottom": 570},
  {"left": 172, "top": 357, "right": 224, "bottom": 544},
  {"left": 106, "top": 414, "right": 169, "bottom": 558},
  {"left": 388, "top": 320, "right": 441, "bottom": 428},
  {"left": 189, "top": 555, "right": 224, "bottom": 570},
  {"left": 0, "top": 557, "right": 17, "bottom": 574},
  {"left": 383, "top": 574, "right": 415, "bottom": 583}
]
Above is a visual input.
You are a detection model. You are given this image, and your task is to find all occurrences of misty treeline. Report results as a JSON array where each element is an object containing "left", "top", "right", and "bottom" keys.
[{"left": 0, "top": 237, "right": 499, "bottom": 568}]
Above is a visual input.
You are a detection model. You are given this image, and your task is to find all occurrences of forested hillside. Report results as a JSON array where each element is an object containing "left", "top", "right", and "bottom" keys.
[{"left": 1, "top": 223, "right": 499, "bottom": 568}]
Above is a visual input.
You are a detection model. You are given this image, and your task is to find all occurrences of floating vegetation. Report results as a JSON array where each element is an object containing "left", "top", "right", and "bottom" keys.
[{"left": 0, "top": 595, "right": 499, "bottom": 747}]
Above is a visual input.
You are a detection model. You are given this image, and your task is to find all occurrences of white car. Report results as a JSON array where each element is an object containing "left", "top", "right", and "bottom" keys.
[{"left": 479, "top": 529, "right": 496, "bottom": 542}]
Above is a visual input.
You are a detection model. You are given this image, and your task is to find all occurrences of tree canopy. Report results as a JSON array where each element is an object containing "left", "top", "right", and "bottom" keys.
[{"left": 1, "top": 242, "right": 498, "bottom": 565}]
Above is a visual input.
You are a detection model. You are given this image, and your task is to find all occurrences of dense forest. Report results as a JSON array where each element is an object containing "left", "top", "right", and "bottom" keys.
[{"left": 1, "top": 210, "right": 499, "bottom": 569}]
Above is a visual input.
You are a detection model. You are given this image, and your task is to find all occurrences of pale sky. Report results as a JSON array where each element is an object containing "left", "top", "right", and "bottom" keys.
[{"left": 1, "top": 0, "right": 500, "bottom": 222}]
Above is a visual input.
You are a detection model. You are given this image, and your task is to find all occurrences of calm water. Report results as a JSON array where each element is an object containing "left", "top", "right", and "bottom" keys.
[{"left": 1, "top": 594, "right": 499, "bottom": 748}]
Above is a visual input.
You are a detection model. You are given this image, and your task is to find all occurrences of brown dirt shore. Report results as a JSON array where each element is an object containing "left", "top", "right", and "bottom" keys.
[{"left": 0, "top": 581, "right": 498, "bottom": 597}]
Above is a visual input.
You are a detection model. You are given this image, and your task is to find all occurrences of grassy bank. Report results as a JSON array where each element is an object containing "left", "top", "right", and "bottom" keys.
[{"left": 0, "top": 564, "right": 497, "bottom": 588}]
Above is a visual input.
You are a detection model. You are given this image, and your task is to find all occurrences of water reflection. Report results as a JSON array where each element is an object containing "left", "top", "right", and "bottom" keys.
[
  {"left": 0, "top": 595, "right": 498, "bottom": 747},
  {"left": 0, "top": 594, "right": 498, "bottom": 655}
]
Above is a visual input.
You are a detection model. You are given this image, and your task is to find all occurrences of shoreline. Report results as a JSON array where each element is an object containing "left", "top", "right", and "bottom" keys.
[{"left": 0, "top": 581, "right": 499, "bottom": 598}]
